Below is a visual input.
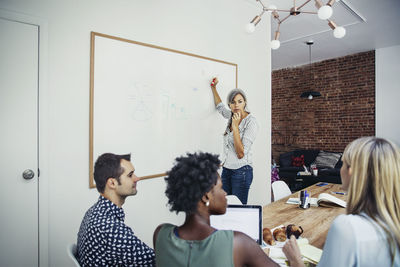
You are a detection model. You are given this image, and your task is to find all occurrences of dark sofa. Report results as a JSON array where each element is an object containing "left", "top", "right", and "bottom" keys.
[{"left": 278, "top": 149, "right": 343, "bottom": 191}]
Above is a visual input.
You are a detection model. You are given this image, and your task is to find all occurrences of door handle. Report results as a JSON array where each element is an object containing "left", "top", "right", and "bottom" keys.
[{"left": 22, "top": 169, "right": 35, "bottom": 180}]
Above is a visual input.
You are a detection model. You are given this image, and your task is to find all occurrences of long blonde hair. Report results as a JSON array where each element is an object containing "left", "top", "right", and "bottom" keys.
[{"left": 342, "top": 137, "right": 400, "bottom": 262}]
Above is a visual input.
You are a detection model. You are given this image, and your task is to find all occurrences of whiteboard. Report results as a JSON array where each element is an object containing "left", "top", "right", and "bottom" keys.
[{"left": 89, "top": 32, "right": 237, "bottom": 188}]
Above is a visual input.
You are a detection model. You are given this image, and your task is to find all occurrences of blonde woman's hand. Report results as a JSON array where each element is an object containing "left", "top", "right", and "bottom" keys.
[
  {"left": 232, "top": 112, "right": 241, "bottom": 129},
  {"left": 282, "top": 235, "right": 305, "bottom": 267}
]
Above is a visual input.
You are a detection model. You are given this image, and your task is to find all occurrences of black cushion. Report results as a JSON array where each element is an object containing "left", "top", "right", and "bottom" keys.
[
  {"left": 279, "top": 151, "right": 294, "bottom": 168},
  {"left": 291, "top": 150, "right": 320, "bottom": 166}
]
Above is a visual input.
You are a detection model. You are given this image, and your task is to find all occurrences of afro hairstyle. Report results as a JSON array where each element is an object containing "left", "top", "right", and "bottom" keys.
[{"left": 165, "top": 152, "right": 221, "bottom": 214}]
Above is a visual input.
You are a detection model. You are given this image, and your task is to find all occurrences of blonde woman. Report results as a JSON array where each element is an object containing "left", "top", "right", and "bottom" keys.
[{"left": 283, "top": 137, "right": 400, "bottom": 267}]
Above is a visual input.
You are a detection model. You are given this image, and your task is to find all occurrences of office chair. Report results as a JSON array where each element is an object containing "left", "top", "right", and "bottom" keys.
[
  {"left": 67, "top": 243, "right": 81, "bottom": 267},
  {"left": 226, "top": 195, "right": 243, "bottom": 205},
  {"left": 272, "top": 181, "right": 292, "bottom": 201}
]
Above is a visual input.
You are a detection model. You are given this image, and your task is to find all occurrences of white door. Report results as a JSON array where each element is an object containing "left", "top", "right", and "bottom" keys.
[{"left": 0, "top": 17, "right": 39, "bottom": 266}]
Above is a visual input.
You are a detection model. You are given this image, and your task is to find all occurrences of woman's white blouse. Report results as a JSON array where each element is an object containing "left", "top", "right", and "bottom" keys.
[
  {"left": 318, "top": 213, "right": 399, "bottom": 267},
  {"left": 216, "top": 102, "right": 258, "bottom": 170}
]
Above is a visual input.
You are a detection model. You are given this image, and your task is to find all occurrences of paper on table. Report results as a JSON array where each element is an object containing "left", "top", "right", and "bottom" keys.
[
  {"left": 297, "top": 238, "right": 310, "bottom": 246},
  {"left": 265, "top": 225, "right": 317, "bottom": 266},
  {"left": 269, "top": 248, "right": 288, "bottom": 267},
  {"left": 269, "top": 247, "right": 286, "bottom": 259},
  {"left": 299, "top": 243, "right": 323, "bottom": 264},
  {"left": 268, "top": 238, "right": 313, "bottom": 267},
  {"left": 286, "top": 198, "right": 301, "bottom": 205}
]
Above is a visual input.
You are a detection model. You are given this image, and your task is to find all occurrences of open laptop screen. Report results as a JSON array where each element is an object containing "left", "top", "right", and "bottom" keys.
[{"left": 210, "top": 204, "right": 262, "bottom": 245}]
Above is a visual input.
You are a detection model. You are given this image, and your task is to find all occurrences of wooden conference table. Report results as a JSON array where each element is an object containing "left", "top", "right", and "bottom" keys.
[{"left": 263, "top": 183, "right": 346, "bottom": 249}]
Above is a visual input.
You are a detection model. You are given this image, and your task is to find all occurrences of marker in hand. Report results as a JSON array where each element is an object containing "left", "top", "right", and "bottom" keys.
[{"left": 211, "top": 77, "right": 218, "bottom": 87}]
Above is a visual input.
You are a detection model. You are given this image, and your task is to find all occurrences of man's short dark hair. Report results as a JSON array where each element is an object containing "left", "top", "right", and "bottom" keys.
[
  {"left": 94, "top": 153, "right": 131, "bottom": 193},
  {"left": 165, "top": 152, "right": 220, "bottom": 214}
]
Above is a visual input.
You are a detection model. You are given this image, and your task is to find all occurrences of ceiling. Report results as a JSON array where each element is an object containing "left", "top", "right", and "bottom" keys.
[{"left": 247, "top": 0, "right": 400, "bottom": 70}]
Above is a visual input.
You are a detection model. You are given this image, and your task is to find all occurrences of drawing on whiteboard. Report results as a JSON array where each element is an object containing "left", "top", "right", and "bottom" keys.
[
  {"left": 171, "top": 103, "right": 188, "bottom": 120},
  {"left": 161, "top": 94, "right": 188, "bottom": 120},
  {"left": 131, "top": 100, "right": 153, "bottom": 121},
  {"left": 127, "top": 82, "right": 189, "bottom": 121},
  {"left": 127, "top": 82, "right": 153, "bottom": 121}
]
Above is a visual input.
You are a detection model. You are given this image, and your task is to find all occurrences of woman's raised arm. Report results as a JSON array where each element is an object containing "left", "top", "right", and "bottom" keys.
[{"left": 210, "top": 77, "right": 222, "bottom": 106}]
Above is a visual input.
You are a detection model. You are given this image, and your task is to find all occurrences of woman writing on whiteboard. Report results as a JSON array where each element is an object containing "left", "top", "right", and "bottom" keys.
[
  {"left": 210, "top": 77, "right": 258, "bottom": 205},
  {"left": 283, "top": 137, "right": 400, "bottom": 267}
]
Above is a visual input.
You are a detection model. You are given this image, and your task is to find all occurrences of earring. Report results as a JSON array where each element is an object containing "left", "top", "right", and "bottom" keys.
[{"left": 206, "top": 201, "right": 210, "bottom": 207}]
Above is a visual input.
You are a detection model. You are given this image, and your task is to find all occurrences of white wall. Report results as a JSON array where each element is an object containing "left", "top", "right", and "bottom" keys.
[
  {"left": 0, "top": 0, "right": 271, "bottom": 266},
  {"left": 376, "top": 45, "right": 400, "bottom": 146}
]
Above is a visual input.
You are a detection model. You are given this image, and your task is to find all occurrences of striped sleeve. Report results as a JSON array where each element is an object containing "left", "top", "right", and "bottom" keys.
[
  {"left": 216, "top": 102, "right": 232, "bottom": 119},
  {"left": 242, "top": 117, "right": 258, "bottom": 154}
]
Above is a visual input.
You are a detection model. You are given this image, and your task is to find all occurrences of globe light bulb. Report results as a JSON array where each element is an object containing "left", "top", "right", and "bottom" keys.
[
  {"left": 245, "top": 23, "right": 256, "bottom": 34},
  {"left": 333, "top": 26, "right": 346, "bottom": 38},
  {"left": 318, "top": 5, "right": 333, "bottom": 20},
  {"left": 308, "top": 94, "right": 313, "bottom": 100},
  {"left": 271, "top": 40, "right": 280, "bottom": 50}
]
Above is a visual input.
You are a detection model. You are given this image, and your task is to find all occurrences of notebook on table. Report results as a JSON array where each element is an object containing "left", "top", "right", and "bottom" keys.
[{"left": 210, "top": 204, "right": 262, "bottom": 245}]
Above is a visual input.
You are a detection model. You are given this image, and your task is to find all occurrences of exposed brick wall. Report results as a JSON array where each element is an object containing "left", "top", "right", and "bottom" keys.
[{"left": 272, "top": 51, "right": 375, "bottom": 163}]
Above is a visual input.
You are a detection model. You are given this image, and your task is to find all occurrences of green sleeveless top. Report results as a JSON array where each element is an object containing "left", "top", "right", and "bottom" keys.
[{"left": 155, "top": 223, "right": 234, "bottom": 267}]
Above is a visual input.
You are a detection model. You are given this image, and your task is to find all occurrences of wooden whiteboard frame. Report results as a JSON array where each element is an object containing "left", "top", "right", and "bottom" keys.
[{"left": 89, "top": 31, "right": 237, "bottom": 188}]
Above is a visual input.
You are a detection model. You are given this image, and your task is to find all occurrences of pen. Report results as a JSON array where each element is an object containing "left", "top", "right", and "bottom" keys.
[
  {"left": 331, "top": 191, "right": 345, "bottom": 195},
  {"left": 305, "top": 192, "right": 310, "bottom": 208}
]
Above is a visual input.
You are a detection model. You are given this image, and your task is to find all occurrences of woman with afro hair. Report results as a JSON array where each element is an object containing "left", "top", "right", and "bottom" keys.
[{"left": 153, "top": 152, "right": 278, "bottom": 267}]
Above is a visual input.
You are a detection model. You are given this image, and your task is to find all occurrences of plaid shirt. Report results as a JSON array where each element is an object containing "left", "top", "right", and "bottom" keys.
[{"left": 77, "top": 196, "right": 155, "bottom": 266}]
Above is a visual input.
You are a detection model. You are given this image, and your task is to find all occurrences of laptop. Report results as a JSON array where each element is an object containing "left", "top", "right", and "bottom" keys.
[{"left": 210, "top": 204, "right": 263, "bottom": 245}]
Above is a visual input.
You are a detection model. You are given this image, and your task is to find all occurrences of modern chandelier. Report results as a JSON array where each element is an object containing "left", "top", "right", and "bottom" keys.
[{"left": 246, "top": 0, "right": 346, "bottom": 50}]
